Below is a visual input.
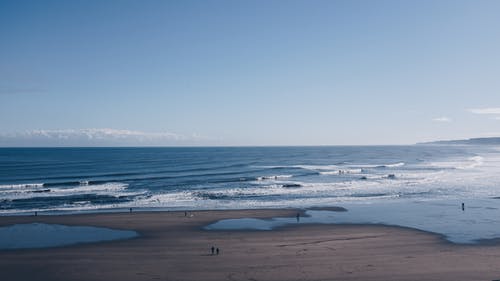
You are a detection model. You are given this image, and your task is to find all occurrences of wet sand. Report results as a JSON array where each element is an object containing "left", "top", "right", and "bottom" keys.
[{"left": 1, "top": 209, "right": 500, "bottom": 281}]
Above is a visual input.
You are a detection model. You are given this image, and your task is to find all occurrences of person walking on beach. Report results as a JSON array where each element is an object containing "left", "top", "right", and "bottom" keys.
[
  {"left": 296, "top": 212, "right": 300, "bottom": 222},
  {"left": 216, "top": 248, "right": 220, "bottom": 255},
  {"left": 462, "top": 202, "right": 465, "bottom": 211},
  {"left": 211, "top": 246, "right": 215, "bottom": 255}
]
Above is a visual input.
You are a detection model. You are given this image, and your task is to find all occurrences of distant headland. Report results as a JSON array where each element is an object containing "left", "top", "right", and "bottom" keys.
[{"left": 419, "top": 137, "right": 500, "bottom": 145}]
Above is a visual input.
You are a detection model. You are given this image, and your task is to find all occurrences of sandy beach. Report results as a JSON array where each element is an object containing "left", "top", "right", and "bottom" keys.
[{"left": 1, "top": 209, "right": 500, "bottom": 281}]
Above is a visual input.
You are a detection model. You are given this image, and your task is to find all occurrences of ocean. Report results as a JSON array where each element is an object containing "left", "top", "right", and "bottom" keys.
[{"left": 1, "top": 145, "right": 499, "bottom": 215}]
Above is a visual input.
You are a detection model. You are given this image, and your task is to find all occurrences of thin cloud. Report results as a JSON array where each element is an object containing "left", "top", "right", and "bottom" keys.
[
  {"left": 467, "top": 108, "right": 500, "bottom": 115},
  {"left": 432, "top": 117, "right": 452, "bottom": 123},
  {"left": 0, "top": 128, "right": 218, "bottom": 146},
  {"left": 25, "top": 128, "right": 185, "bottom": 141}
]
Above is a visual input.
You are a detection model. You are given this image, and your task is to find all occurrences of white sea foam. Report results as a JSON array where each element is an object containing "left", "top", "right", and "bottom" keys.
[
  {"left": 464, "top": 156, "right": 484, "bottom": 169},
  {"left": 348, "top": 162, "right": 405, "bottom": 168},
  {"left": 0, "top": 183, "right": 44, "bottom": 189},
  {"left": 383, "top": 162, "right": 406, "bottom": 168},
  {"left": 125, "top": 180, "right": 411, "bottom": 211},
  {"left": 5, "top": 148, "right": 500, "bottom": 215},
  {"left": 319, "top": 169, "right": 363, "bottom": 175},
  {"left": 1, "top": 165, "right": 493, "bottom": 214},
  {"left": 0, "top": 182, "right": 145, "bottom": 201},
  {"left": 430, "top": 156, "right": 484, "bottom": 170},
  {"left": 110, "top": 164, "right": 492, "bottom": 211},
  {"left": 133, "top": 177, "right": 432, "bottom": 208},
  {"left": 256, "top": 175, "right": 293, "bottom": 181},
  {"left": 318, "top": 171, "right": 340, "bottom": 175},
  {"left": 254, "top": 164, "right": 340, "bottom": 171}
]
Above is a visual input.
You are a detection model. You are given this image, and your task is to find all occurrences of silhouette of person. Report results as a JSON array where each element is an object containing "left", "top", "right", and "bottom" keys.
[
  {"left": 216, "top": 248, "right": 220, "bottom": 255},
  {"left": 35, "top": 211, "right": 37, "bottom": 216},
  {"left": 211, "top": 246, "right": 215, "bottom": 255},
  {"left": 296, "top": 212, "right": 300, "bottom": 222},
  {"left": 462, "top": 202, "right": 465, "bottom": 211},
  {"left": 129, "top": 208, "right": 132, "bottom": 213}
]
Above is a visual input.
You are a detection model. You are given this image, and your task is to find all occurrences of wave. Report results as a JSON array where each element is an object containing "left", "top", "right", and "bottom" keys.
[
  {"left": 182, "top": 178, "right": 433, "bottom": 202},
  {"left": 256, "top": 163, "right": 405, "bottom": 173},
  {"left": 131, "top": 181, "right": 416, "bottom": 209},
  {"left": 0, "top": 165, "right": 472, "bottom": 214},
  {"left": 254, "top": 164, "right": 339, "bottom": 171},
  {"left": 282, "top": 183, "right": 302, "bottom": 188},
  {"left": 430, "top": 156, "right": 484, "bottom": 170},
  {"left": 0, "top": 169, "right": 475, "bottom": 215},
  {"left": 351, "top": 193, "right": 391, "bottom": 198},
  {"left": 0, "top": 183, "right": 44, "bottom": 189},
  {"left": 293, "top": 163, "right": 406, "bottom": 170},
  {"left": 380, "top": 162, "right": 406, "bottom": 168},
  {"left": 349, "top": 162, "right": 406, "bottom": 169},
  {"left": 463, "top": 156, "right": 484, "bottom": 169},
  {"left": 0, "top": 182, "right": 145, "bottom": 202},
  {"left": 0, "top": 181, "right": 103, "bottom": 189},
  {"left": 256, "top": 175, "right": 293, "bottom": 181},
  {"left": 319, "top": 169, "right": 363, "bottom": 175}
]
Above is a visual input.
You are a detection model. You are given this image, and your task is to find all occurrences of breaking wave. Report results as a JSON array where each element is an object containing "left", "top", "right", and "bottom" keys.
[{"left": 1, "top": 145, "right": 499, "bottom": 214}]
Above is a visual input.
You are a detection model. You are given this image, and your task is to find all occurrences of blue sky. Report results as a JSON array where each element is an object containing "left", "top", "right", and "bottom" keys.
[{"left": 1, "top": 0, "right": 500, "bottom": 146}]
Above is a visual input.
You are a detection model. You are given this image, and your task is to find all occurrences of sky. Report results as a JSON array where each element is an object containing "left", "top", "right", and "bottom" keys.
[{"left": 1, "top": 0, "right": 500, "bottom": 146}]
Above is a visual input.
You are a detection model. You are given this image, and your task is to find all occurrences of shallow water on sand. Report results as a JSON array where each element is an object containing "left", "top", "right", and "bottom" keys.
[
  {"left": 205, "top": 199, "right": 500, "bottom": 244},
  {"left": 0, "top": 223, "right": 138, "bottom": 249}
]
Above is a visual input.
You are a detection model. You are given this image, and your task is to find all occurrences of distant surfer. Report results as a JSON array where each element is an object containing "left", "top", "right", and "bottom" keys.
[{"left": 296, "top": 212, "right": 300, "bottom": 222}]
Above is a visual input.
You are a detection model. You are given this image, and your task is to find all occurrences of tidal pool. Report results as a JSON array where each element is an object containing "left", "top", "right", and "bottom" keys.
[{"left": 0, "top": 223, "right": 138, "bottom": 250}]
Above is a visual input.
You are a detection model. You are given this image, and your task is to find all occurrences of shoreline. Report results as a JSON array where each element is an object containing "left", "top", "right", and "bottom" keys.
[
  {"left": 1, "top": 206, "right": 499, "bottom": 246},
  {"left": 3, "top": 209, "right": 500, "bottom": 280}
]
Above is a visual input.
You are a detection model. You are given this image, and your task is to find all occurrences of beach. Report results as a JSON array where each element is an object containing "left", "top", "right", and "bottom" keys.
[
  {"left": 2, "top": 209, "right": 500, "bottom": 281},
  {"left": 3, "top": 0, "right": 500, "bottom": 279}
]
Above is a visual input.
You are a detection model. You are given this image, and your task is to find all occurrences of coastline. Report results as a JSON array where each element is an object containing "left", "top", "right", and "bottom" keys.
[{"left": 2, "top": 209, "right": 500, "bottom": 280}]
